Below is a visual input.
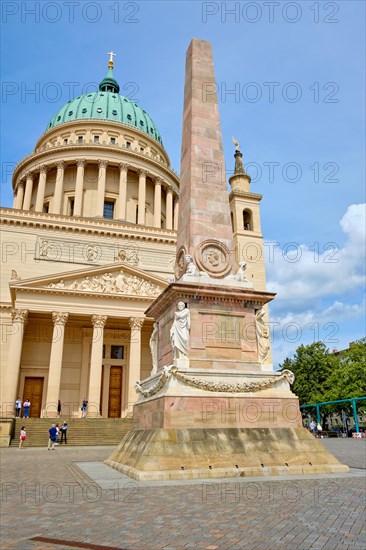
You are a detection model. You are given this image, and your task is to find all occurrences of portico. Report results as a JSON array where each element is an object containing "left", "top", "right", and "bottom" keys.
[{"left": 3, "top": 263, "right": 167, "bottom": 419}]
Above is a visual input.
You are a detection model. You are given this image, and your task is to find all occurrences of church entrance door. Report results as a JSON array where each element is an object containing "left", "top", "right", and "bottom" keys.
[
  {"left": 108, "top": 366, "right": 122, "bottom": 418},
  {"left": 23, "top": 377, "right": 44, "bottom": 417}
]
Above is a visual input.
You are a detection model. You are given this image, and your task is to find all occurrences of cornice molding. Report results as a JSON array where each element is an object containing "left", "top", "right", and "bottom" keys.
[
  {"left": 0, "top": 208, "right": 177, "bottom": 244},
  {"left": 229, "top": 190, "right": 263, "bottom": 201}
]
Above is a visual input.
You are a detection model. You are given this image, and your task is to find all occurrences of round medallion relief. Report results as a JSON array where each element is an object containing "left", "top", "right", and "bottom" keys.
[
  {"left": 175, "top": 246, "right": 187, "bottom": 279},
  {"left": 195, "top": 240, "right": 232, "bottom": 277}
]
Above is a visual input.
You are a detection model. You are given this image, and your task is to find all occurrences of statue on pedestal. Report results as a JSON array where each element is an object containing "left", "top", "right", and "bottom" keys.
[
  {"left": 170, "top": 301, "right": 190, "bottom": 359},
  {"left": 149, "top": 322, "right": 159, "bottom": 375}
]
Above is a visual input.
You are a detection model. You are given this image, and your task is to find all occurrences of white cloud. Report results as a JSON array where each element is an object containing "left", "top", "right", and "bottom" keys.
[
  {"left": 265, "top": 203, "right": 366, "bottom": 310},
  {"left": 264, "top": 204, "right": 366, "bottom": 367}
]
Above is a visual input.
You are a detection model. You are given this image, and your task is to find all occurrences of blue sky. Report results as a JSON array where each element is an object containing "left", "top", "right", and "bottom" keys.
[{"left": 1, "top": 0, "right": 365, "bottom": 366}]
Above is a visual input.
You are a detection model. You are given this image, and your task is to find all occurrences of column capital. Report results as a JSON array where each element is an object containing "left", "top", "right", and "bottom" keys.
[
  {"left": 91, "top": 314, "right": 107, "bottom": 328},
  {"left": 119, "top": 163, "right": 129, "bottom": 171},
  {"left": 56, "top": 161, "right": 65, "bottom": 170},
  {"left": 98, "top": 160, "right": 108, "bottom": 169},
  {"left": 52, "top": 312, "right": 69, "bottom": 326},
  {"left": 154, "top": 177, "right": 163, "bottom": 186},
  {"left": 40, "top": 165, "right": 48, "bottom": 174},
  {"left": 11, "top": 309, "right": 28, "bottom": 323},
  {"left": 17, "top": 181, "right": 25, "bottom": 190},
  {"left": 139, "top": 169, "right": 148, "bottom": 177},
  {"left": 76, "top": 159, "right": 86, "bottom": 168},
  {"left": 129, "top": 317, "right": 144, "bottom": 331},
  {"left": 25, "top": 172, "right": 34, "bottom": 182}
]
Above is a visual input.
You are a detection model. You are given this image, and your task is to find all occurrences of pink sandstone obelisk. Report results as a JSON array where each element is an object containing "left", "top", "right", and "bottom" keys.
[
  {"left": 106, "top": 39, "right": 348, "bottom": 480},
  {"left": 175, "top": 39, "right": 235, "bottom": 279}
]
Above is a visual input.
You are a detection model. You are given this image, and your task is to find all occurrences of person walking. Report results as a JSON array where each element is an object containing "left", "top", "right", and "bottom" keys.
[
  {"left": 55, "top": 423, "right": 60, "bottom": 445},
  {"left": 15, "top": 397, "right": 22, "bottom": 418},
  {"left": 23, "top": 398, "right": 31, "bottom": 418},
  {"left": 60, "top": 421, "right": 68, "bottom": 444},
  {"left": 81, "top": 399, "right": 88, "bottom": 418},
  {"left": 57, "top": 400, "right": 62, "bottom": 417},
  {"left": 309, "top": 420, "right": 316, "bottom": 435},
  {"left": 48, "top": 424, "right": 57, "bottom": 450},
  {"left": 19, "top": 426, "right": 26, "bottom": 449}
]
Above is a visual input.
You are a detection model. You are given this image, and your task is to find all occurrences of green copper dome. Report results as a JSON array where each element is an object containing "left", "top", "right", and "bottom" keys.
[{"left": 46, "top": 67, "right": 163, "bottom": 145}]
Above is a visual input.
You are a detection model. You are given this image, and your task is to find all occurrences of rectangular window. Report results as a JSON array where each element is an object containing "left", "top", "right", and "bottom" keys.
[
  {"left": 78, "top": 136, "right": 83, "bottom": 143},
  {"left": 126, "top": 141, "right": 131, "bottom": 148},
  {"left": 103, "top": 201, "right": 114, "bottom": 220},
  {"left": 69, "top": 199, "right": 75, "bottom": 216},
  {"left": 94, "top": 136, "right": 100, "bottom": 143},
  {"left": 111, "top": 345, "right": 124, "bottom": 359},
  {"left": 102, "top": 345, "right": 106, "bottom": 359},
  {"left": 43, "top": 203, "right": 49, "bottom": 213},
  {"left": 63, "top": 139, "right": 68, "bottom": 144},
  {"left": 140, "top": 147, "right": 144, "bottom": 152},
  {"left": 110, "top": 137, "right": 116, "bottom": 145}
]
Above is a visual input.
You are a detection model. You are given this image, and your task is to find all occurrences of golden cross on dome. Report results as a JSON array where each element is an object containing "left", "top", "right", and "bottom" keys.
[{"left": 107, "top": 51, "right": 116, "bottom": 68}]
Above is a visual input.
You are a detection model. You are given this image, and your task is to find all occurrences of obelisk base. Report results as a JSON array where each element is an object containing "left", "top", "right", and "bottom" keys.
[{"left": 105, "top": 427, "right": 349, "bottom": 481}]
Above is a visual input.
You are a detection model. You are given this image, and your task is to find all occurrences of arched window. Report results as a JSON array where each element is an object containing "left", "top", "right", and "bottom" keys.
[{"left": 243, "top": 209, "right": 253, "bottom": 231}]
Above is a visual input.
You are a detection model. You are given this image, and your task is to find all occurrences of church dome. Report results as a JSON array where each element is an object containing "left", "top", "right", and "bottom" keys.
[{"left": 46, "top": 65, "right": 163, "bottom": 146}]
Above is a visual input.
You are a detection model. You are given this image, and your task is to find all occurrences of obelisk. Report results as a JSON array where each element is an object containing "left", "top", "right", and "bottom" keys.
[
  {"left": 105, "top": 39, "right": 349, "bottom": 481},
  {"left": 175, "top": 39, "right": 235, "bottom": 279}
]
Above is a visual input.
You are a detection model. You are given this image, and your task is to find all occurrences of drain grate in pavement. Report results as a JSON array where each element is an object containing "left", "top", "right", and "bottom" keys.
[{"left": 30, "top": 537, "right": 128, "bottom": 550}]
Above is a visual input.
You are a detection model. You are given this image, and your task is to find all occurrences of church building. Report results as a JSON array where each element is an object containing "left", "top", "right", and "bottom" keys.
[{"left": 0, "top": 53, "right": 269, "bottom": 419}]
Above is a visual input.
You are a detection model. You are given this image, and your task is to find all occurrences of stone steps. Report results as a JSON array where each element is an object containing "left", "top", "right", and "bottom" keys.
[{"left": 11, "top": 417, "right": 132, "bottom": 447}]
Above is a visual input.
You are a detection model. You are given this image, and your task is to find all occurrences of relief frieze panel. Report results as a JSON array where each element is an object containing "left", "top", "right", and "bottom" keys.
[
  {"left": 35, "top": 236, "right": 175, "bottom": 272},
  {"left": 47, "top": 270, "right": 162, "bottom": 297}
]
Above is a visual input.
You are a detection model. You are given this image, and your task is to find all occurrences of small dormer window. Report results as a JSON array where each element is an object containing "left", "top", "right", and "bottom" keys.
[
  {"left": 94, "top": 136, "right": 100, "bottom": 143},
  {"left": 140, "top": 120, "right": 144, "bottom": 126},
  {"left": 82, "top": 108, "right": 87, "bottom": 114},
  {"left": 112, "top": 110, "right": 117, "bottom": 115},
  {"left": 96, "top": 108, "right": 102, "bottom": 113},
  {"left": 68, "top": 111, "right": 73, "bottom": 116},
  {"left": 127, "top": 114, "right": 132, "bottom": 121},
  {"left": 57, "top": 116, "right": 61, "bottom": 121}
]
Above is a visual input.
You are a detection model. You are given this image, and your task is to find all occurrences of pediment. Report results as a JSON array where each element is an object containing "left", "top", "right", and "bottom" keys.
[{"left": 9, "top": 263, "right": 168, "bottom": 300}]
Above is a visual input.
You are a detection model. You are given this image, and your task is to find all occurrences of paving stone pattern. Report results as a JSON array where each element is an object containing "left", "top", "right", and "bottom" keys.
[{"left": 1, "top": 442, "right": 365, "bottom": 550}]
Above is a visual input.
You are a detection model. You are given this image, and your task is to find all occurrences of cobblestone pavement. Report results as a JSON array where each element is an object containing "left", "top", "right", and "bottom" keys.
[{"left": 1, "top": 441, "right": 365, "bottom": 550}]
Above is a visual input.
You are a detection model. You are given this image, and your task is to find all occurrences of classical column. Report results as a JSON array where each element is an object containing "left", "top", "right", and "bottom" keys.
[
  {"left": 51, "top": 161, "right": 65, "bottom": 214},
  {"left": 127, "top": 317, "right": 144, "bottom": 412},
  {"left": 23, "top": 173, "right": 34, "bottom": 210},
  {"left": 166, "top": 186, "right": 173, "bottom": 230},
  {"left": 73, "top": 159, "right": 86, "bottom": 216},
  {"left": 45, "top": 312, "right": 69, "bottom": 417},
  {"left": 138, "top": 170, "right": 147, "bottom": 225},
  {"left": 14, "top": 182, "right": 25, "bottom": 210},
  {"left": 174, "top": 198, "right": 179, "bottom": 230},
  {"left": 117, "top": 163, "right": 128, "bottom": 220},
  {"left": 96, "top": 160, "right": 108, "bottom": 217},
  {"left": 88, "top": 315, "right": 107, "bottom": 416},
  {"left": 5, "top": 309, "right": 28, "bottom": 414},
  {"left": 154, "top": 179, "right": 162, "bottom": 228},
  {"left": 35, "top": 166, "right": 48, "bottom": 212}
]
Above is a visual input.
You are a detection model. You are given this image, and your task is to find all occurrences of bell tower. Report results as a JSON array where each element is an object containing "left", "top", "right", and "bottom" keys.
[{"left": 229, "top": 143, "right": 267, "bottom": 292}]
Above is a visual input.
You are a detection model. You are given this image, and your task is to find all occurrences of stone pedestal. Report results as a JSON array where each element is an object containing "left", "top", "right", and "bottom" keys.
[{"left": 146, "top": 281, "right": 275, "bottom": 372}]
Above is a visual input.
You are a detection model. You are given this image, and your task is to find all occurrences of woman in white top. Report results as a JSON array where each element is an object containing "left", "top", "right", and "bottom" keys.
[{"left": 19, "top": 427, "right": 26, "bottom": 449}]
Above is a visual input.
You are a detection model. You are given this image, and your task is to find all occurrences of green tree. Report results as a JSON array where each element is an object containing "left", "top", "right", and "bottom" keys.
[
  {"left": 322, "top": 338, "right": 366, "bottom": 415},
  {"left": 279, "top": 341, "right": 337, "bottom": 405}
]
